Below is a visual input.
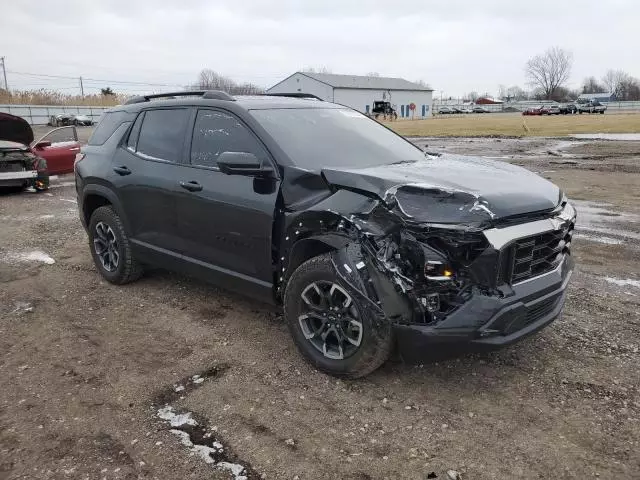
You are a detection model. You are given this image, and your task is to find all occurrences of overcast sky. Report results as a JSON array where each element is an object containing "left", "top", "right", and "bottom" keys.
[{"left": 1, "top": 0, "right": 638, "bottom": 98}]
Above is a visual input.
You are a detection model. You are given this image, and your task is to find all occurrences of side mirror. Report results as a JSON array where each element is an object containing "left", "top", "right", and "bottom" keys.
[
  {"left": 217, "top": 152, "right": 273, "bottom": 177},
  {"left": 35, "top": 141, "right": 52, "bottom": 149}
]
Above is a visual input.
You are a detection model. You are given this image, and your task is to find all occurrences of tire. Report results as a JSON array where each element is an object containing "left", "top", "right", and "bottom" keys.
[
  {"left": 284, "top": 254, "right": 392, "bottom": 378},
  {"left": 88, "top": 206, "right": 143, "bottom": 284}
]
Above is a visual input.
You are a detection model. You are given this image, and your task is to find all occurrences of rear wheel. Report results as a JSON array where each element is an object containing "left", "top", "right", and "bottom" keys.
[
  {"left": 88, "top": 206, "right": 143, "bottom": 284},
  {"left": 284, "top": 254, "right": 392, "bottom": 378}
]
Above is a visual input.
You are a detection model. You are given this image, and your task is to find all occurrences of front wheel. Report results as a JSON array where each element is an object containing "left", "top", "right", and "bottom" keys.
[
  {"left": 284, "top": 254, "right": 392, "bottom": 378},
  {"left": 88, "top": 206, "right": 143, "bottom": 284}
]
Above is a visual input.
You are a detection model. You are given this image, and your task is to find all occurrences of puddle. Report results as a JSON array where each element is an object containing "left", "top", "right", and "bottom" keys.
[
  {"left": 573, "top": 233, "right": 623, "bottom": 245},
  {"left": 571, "top": 199, "right": 640, "bottom": 244},
  {"left": 573, "top": 133, "right": 640, "bottom": 141}
]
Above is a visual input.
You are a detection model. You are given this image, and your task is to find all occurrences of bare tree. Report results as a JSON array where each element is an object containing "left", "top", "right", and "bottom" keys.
[
  {"left": 506, "top": 85, "right": 528, "bottom": 101},
  {"left": 414, "top": 79, "right": 432, "bottom": 89},
  {"left": 603, "top": 69, "right": 630, "bottom": 98},
  {"left": 466, "top": 91, "right": 479, "bottom": 102},
  {"left": 582, "top": 76, "right": 606, "bottom": 94},
  {"left": 525, "top": 47, "right": 573, "bottom": 100},
  {"left": 194, "top": 69, "right": 263, "bottom": 95},
  {"left": 301, "top": 66, "right": 332, "bottom": 74},
  {"left": 603, "top": 70, "right": 640, "bottom": 100}
]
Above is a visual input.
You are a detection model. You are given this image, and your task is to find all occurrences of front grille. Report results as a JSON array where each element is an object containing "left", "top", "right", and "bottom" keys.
[
  {"left": 501, "top": 220, "right": 574, "bottom": 284},
  {"left": 525, "top": 295, "right": 559, "bottom": 323},
  {"left": 0, "top": 161, "right": 25, "bottom": 173}
]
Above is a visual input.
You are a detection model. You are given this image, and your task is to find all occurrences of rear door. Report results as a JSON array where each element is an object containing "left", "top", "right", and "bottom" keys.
[
  {"left": 175, "top": 108, "right": 280, "bottom": 300},
  {"left": 31, "top": 126, "right": 81, "bottom": 174},
  {"left": 111, "top": 108, "right": 191, "bottom": 264}
]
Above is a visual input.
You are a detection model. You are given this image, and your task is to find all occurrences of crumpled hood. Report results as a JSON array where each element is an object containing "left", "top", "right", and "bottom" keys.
[
  {"left": 321, "top": 154, "right": 561, "bottom": 225},
  {"left": 0, "top": 112, "right": 34, "bottom": 146}
]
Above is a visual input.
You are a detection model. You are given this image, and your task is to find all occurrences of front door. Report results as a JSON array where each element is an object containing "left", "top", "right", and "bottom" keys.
[
  {"left": 32, "top": 126, "right": 80, "bottom": 174},
  {"left": 175, "top": 108, "right": 280, "bottom": 300},
  {"left": 111, "top": 108, "right": 191, "bottom": 261}
]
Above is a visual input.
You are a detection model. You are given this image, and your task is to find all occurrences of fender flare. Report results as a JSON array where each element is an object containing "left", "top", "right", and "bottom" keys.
[{"left": 81, "top": 184, "right": 131, "bottom": 234}]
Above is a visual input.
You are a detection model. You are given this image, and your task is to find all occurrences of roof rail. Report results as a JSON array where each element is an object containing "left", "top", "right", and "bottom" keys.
[
  {"left": 124, "top": 90, "right": 235, "bottom": 105},
  {"left": 263, "top": 93, "right": 323, "bottom": 101}
]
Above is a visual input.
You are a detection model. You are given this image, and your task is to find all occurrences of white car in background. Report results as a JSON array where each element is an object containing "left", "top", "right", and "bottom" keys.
[{"left": 71, "top": 114, "right": 93, "bottom": 126}]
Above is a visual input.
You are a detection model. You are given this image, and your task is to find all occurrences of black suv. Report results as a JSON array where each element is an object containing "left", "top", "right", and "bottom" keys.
[{"left": 76, "top": 91, "right": 576, "bottom": 378}]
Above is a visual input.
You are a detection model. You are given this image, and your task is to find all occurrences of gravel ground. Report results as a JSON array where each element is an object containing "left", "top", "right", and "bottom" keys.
[{"left": 1, "top": 135, "right": 639, "bottom": 479}]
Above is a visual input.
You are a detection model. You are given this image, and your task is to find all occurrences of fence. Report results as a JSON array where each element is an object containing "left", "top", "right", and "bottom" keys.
[{"left": 0, "top": 104, "right": 111, "bottom": 125}]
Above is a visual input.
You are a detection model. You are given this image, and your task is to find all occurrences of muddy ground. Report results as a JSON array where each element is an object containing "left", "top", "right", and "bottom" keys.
[{"left": 1, "top": 134, "right": 639, "bottom": 479}]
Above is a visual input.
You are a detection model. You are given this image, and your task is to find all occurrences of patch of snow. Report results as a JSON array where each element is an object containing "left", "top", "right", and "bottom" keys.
[
  {"left": 170, "top": 429, "right": 193, "bottom": 447},
  {"left": 193, "top": 377, "right": 204, "bottom": 384},
  {"left": 60, "top": 198, "right": 77, "bottom": 204},
  {"left": 157, "top": 406, "right": 197, "bottom": 427},
  {"left": 5, "top": 251, "right": 55, "bottom": 265},
  {"left": 605, "top": 277, "right": 640, "bottom": 289},
  {"left": 11, "top": 301, "right": 34, "bottom": 315},
  {"left": 160, "top": 406, "right": 248, "bottom": 479},
  {"left": 218, "top": 462, "right": 248, "bottom": 480},
  {"left": 49, "top": 181, "right": 76, "bottom": 189},
  {"left": 174, "top": 385, "right": 185, "bottom": 392},
  {"left": 39, "top": 214, "right": 55, "bottom": 219}
]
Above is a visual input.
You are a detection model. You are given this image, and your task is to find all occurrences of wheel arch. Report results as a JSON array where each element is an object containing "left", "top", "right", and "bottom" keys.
[{"left": 81, "top": 184, "right": 130, "bottom": 234}]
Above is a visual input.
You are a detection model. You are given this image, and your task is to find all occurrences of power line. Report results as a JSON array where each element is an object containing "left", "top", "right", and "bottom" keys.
[{"left": 7, "top": 69, "right": 184, "bottom": 87}]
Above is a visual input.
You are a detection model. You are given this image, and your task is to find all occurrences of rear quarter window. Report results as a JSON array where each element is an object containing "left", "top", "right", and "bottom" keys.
[{"left": 88, "top": 111, "right": 129, "bottom": 146}]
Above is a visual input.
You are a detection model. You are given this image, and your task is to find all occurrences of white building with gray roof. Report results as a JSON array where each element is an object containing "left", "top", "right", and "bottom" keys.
[{"left": 267, "top": 72, "right": 434, "bottom": 118}]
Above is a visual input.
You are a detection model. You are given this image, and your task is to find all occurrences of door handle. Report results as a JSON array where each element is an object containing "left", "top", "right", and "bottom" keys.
[
  {"left": 113, "top": 166, "right": 131, "bottom": 176},
  {"left": 179, "top": 181, "right": 203, "bottom": 192}
]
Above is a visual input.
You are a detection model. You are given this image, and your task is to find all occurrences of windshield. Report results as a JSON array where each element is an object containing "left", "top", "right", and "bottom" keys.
[{"left": 250, "top": 108, "right": 426, "bottom": 169}]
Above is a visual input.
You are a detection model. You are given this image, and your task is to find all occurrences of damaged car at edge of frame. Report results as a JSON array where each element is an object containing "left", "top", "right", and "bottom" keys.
[{"left": 75, "top": 93, "right": 576, "bottom": 378}]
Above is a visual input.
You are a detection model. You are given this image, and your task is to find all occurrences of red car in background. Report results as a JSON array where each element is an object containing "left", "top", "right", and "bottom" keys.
[
  {"left": 0, "top": 112, "right": 81, "bottom": 191},
  {"left": 522, "top": 106, "right": 544, "bottom": 116}
]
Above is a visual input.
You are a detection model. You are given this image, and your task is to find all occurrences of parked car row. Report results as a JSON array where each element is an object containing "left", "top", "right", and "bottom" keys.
[
  {"left": 48, "top": 113, "right": 94, "bottom": 127},
  {"left": 438, "top": 106, "right": 491, "bottom": 114},
  {"left": 523, "top": 101, "right": 606, "bottom": 116}
]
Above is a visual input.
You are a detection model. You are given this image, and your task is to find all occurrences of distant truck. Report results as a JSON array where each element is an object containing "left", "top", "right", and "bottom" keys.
[
  {"left": 371, "top": 101, "right": 397, "bottom": 120},
  {"left": 576, "top": 99, "right": 607, "bottom": 114}
]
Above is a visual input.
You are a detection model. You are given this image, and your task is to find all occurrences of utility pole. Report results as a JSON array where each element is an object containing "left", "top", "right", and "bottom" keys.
[
  {"left": 0, "top": 57, "right": 8, "bottom": 91},
  {"left": 79, "top": 76, "right": 84, "bottom": 98}
]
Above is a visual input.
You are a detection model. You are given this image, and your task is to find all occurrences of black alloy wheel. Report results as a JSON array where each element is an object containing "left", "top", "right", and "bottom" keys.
[
  {"left": 93, "top": 221, "right": 119, "bottom": 272},
  {"left": 298, "top": 281, "right": 363, "bottom": 360},
  {"left": 88, "top": 206, "right": 142, "bottom": 284}
]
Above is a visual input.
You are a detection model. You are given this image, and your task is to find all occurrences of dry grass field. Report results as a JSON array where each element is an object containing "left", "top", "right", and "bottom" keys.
[
  {"left": 0, "top": 89, "right": 124, "bottom": 106},
  {"left": 386, "top": 112, "right": 640, "bottom": 137}
]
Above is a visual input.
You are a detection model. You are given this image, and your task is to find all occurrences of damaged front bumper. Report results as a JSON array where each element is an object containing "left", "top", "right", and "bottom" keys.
[
  {"left": 0, "top": 169, "right": 38, "bottom": 186},
  {"left": 394, "top": 254, "right": 573, "bottom": 350}
]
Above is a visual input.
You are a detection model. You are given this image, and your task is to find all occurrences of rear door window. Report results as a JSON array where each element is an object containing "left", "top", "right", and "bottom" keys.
[
  {"left": 136, "top": 109, "right": 190, "bottom": 162},
  {"left": 189, "top": 109, "right": 269, "bottom": 168}
]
